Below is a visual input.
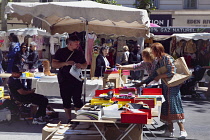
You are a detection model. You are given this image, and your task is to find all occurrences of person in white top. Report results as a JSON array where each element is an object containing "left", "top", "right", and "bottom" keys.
[
  {"left": 121, "top": 45, "right": 130, "bottom": 65},
  {"left": 94, "top": 46, "right": 111, "bottom": 77}
]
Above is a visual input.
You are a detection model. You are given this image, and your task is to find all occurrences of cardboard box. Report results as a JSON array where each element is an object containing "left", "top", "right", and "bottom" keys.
[
  {"left": 121, "top": 111, "right": 148, "bottom": 124},
  {"left": 134, "top": 98, "right": 157, "bottom": 108},
  {"left": 139, "top": 109, "right": 152, "bottom": 119},
  {"left": 103, "top": 77, "right": 120, "bottom": 88},
  {"left": 90, "top": 98, "right": 113, "bottom": 105},
  {"left": 104, "top": 71, "right": 119, "bottom": 79},
  {"left": 111, "top": 97, "right": 135, "bottom": 103},
  {"left": 104, "top": 123, "right": 142, "bottom": 140},
  {"left": 103, "top": 109, "right": 123, "bottom": 118},
  {"left": 119, "top": 88, "right": 137, "bottom": 94},
  {"left": 0, "top": 86, "right": 4, "bottom": 98},
  {"left": 122, "top": 70, "right": 130, "bottom": 75},
  {"left": 142, "top": 88, "right": 162, "bottom": 95}
]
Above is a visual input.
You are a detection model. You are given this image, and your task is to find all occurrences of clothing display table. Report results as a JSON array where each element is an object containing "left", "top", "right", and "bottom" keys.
[{"left": 34, "top": 78, "right": 103, "bottom": 97}]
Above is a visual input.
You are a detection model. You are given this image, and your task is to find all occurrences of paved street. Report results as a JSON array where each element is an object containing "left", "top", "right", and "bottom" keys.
[{"left": 0, "top": 89, "right": 210, "bottom": 140}]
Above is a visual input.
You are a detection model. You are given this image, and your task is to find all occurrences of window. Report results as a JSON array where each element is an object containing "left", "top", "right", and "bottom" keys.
[
  {"left": 40, "top": 0, "right": 53, "bottom": 2},
  {"left": 151, "top": 0, "right": 159, "bottom": 9},
  {"left": 184, "top": 0, "right": 197, "bottom": 9}
]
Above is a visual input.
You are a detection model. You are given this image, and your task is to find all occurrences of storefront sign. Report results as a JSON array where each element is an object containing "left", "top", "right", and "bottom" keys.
[
  {"left": 150, "top": 27, "right": 210, "bottom": 35},
  {"left": 150, "top": 14, "right": 172, "bottom": 27},
  {"left": 187, "top": 19, "right": 210, "bottom": 25}
]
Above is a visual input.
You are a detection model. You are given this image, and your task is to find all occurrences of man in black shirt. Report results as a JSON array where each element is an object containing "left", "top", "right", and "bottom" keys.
[
  {"left": 52, "top": 35, "right": 87, "bottom": 123},
  {"left": 8, "top": 66, "right": 48, "bottom": 125}
]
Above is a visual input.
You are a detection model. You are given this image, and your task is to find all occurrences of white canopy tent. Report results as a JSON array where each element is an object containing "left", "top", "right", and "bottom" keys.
[
  {"left": 5, "top": 1, "right": 150, "bottom": 102},
  {"left": 7, "top": 28, "right": 50, "bottom": 36},
  {"left": 5, "top": 1, "right": 150, "bottom": 38},
  {"left": 172, "top": 33, "right": 210, "bottom": 41},
  {"left": 152, "top": 33, "right": 210, "bottom": 41}
]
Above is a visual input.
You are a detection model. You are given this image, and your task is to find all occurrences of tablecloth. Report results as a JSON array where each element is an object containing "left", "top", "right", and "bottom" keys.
[{"left": 34, "top": 76, "right": 103, "bottom": 97}]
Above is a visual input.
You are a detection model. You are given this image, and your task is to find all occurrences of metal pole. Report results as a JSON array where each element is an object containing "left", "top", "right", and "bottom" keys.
[
  {"left": 1, "top": 0, "right": 8, "bottom": 31},
  {"left": 83, "top": 20, "right": 88, "bottom": 104}
]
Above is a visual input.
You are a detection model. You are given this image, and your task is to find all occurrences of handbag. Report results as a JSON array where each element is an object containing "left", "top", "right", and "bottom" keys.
[{"left": 156, "top": 57, "right": 191, "bottom": 87}]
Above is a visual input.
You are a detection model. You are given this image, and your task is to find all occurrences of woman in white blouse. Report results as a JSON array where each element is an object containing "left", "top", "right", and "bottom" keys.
[{"left": 94, "top": 46, "right": 111, "bottom": 77}]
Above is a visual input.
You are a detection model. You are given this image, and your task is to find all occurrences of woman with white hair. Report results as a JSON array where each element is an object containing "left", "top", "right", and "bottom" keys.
[
  {"left": 25, "top": 41, "right": 39, "bottom": 89},
  {"left": 121, "top": 45, "right": 130, "bottom": 65}
]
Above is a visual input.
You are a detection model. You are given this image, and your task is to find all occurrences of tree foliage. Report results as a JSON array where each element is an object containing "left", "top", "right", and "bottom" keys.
[
  {"left": 134, "top": 0, "right": 156, "bottom": 14},
  {"left": 94, "top": 0, "right": 118, "bottom": 5}
]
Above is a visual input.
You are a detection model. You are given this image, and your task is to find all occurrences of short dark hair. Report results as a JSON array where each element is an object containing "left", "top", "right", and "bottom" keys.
[
  {"left": 68, "top": 35, "right": 79, "bottom": 41},
  {"left": 12, "top": 65, "right": 22, "bottom": 73},
  {"left": 100, "top": 46, "right": 109, "bottom": 55},
  {"left": 20, "top": 43, "right": 27, "bottom": 49},
  {"left": 9, "top": 33, "right": 14, "bottom": 37},
  {"left": 11, "top": 34, "right": 19, "bottom": 43}
]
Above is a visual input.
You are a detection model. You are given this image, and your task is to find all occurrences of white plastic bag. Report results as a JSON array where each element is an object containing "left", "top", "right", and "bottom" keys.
[{"left": 69, "top": 64, "right": 84, "bottom": 81}]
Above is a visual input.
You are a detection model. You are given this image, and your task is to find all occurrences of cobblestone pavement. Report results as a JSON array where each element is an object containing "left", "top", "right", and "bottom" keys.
[{"left": 0, "top": 87, "right": 209, "bottom": 140}]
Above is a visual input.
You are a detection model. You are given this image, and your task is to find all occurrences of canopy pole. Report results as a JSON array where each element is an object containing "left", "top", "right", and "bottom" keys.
[{"left": 83, "top": 20, "right": 88, "bottom": 104}]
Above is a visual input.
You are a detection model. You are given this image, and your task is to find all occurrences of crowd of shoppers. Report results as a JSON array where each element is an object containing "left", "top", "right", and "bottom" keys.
[{"left": 4, "top": 33, "right": 188, "bottom": 139}]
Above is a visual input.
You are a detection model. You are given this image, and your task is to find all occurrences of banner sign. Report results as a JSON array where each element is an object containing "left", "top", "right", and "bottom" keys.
[
  {"left": 150, "top": 27, "right": 210, "bottom": 35},
  {"left": 150, "top": 14, "right": 172, "bottom": 27}
]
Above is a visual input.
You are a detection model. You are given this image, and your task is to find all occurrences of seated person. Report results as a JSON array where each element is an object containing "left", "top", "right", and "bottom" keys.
[{"left": 7, "top": 66, "right": 49, "bottom": 125}]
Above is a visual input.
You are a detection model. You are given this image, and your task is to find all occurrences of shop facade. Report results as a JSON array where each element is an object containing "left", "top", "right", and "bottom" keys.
[{"left": 150, "top": 10, "right": 210, "bottom": 27}]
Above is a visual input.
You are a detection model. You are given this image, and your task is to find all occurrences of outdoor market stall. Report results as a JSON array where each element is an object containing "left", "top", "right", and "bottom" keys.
[
  {"left": 42, "top": 87, "right": 164, "bottom": 140},
  {"left": 5, "top": 2, "right": 155, "bottom": 139},
  {"left": 6, "top": 28, "right": 68, "bottom": 58},
  {"left": 5, "top": 1, "right": 150, "bottom": 102}
]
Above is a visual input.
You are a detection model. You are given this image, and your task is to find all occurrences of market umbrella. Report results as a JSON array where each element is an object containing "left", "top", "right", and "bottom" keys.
[
  {"left": 5, "top": 1, "right": 150, "bottom": 102},
  {"left": 5, "top": 1, "right": 150, "bottom": 38}
]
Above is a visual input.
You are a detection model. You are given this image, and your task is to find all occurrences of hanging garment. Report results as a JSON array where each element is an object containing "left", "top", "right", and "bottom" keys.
[
  {"left": 90, "top": 46, "right": 99, "bottom": 78},
  {"left": 17, "top": 35, "right": 25, "bottom": 44},
  {"left": 50, "top": 36, "right": 55, "bottom": 55},
  {"left": 184, "top": 40, "right": 196, "bottom": 54},
  {"left": 32, "top": 35, "right": 44, "bottom": 50},
  {"left": 85, "top": 33, "right": 97, "bottom": 65},
  {"left": 60, "top": 37, "right": 66, "bottom": 48}
]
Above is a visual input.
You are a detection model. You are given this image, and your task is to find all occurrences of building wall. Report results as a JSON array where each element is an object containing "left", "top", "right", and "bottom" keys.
[
  {"left": 116, "top": 0, "right": 136, "bottom": 8},
  {"left": 21, "top": 0, "right": 40, "bottom": 2},
  {"left": 157, "top": 0, "right": 210, "bottom": 10},
  {"left": 150, "top": 0, "right": 210, "bottom": 27},
  {"left": 159, "top": 0, "right": 183, "bottom": 10}
]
